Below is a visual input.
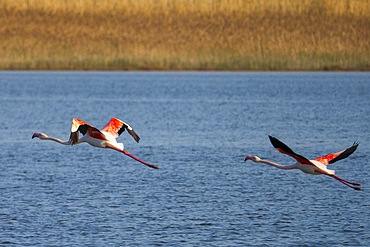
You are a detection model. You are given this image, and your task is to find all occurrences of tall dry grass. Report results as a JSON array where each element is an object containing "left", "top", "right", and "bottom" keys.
[
  {"left": 0, "top": 0, "right": 369, "bottom": 70},
  {"left": 3, "top": 0, "right": 369, "bottom": 16}
]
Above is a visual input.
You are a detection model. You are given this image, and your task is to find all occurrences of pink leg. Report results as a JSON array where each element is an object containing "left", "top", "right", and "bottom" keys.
[
  {"left": 107, "top": 146, "right": 159, "bottom": 169},
  {"left": 121, "top": 150, "right": 159, "bottom": 169},
  {"left": 332, "top": 175, "right": 361, "bottom": 191},
  {"left": 314, "top": 170, "right": 361, "bottom": 190},
  {"left": 332, "top": 175, "right": 361, "bottom": 186}
]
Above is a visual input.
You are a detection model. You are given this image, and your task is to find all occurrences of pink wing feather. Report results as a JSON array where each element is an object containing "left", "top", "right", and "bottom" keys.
[
  {"left": 101, "top": 118, "right": 125, "bottom": 138},
  {"left": 315, "top": 142, "right": 359, "bottom": 166},
  {"left": 101, "top": 118, "right": 140, "bottom": 142}
]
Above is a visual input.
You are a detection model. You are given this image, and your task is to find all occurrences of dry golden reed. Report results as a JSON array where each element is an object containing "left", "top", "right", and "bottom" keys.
[
  {"left": 0, "top": 0, "right": 369, "bottom": 70},
  {"left": 3, "top": 0, "right": 369, "bottom": 16}
]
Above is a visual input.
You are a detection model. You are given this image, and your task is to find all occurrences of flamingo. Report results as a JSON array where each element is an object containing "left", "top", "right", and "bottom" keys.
[
  {"left": 245, "top": 135, "right": 361, "bottom": 190},
  {"left": 32, "top": 118, "right": 158, "bottom": 169}
]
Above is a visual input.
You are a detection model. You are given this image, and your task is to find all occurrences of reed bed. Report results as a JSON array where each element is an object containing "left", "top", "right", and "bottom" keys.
[{"left": 1, "top": 0, "right": 369, "bottom": 70}]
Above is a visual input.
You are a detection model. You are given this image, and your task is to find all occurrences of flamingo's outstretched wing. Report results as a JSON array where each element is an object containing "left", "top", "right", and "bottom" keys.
[
  {"left": 69, "top": 118, "right": 102, "bottom": 145},
  {"left": 269, "top": 135, "right": 313, "bottom": 165},
  {"left": 101, "top": 118, "right": 140, "bottom": 143},
  {"left": 315, "top": 142, "right": 359, "bottom": 166}
]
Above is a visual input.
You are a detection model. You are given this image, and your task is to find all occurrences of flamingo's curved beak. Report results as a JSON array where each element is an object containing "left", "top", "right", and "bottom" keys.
[
  {"left": 32, "top": 132, "right": 40, "bottom": 139},
  {"left": 244, "top": 156, "right": 252, "bottom": 162}
]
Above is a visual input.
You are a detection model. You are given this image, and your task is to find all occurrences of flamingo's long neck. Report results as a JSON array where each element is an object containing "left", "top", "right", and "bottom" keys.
[
  {"left": 43, "top": 136, "right": 71, "bottom": 145},
  {"left": 258, "top": 159, "right": 297, "bottom": 170}
]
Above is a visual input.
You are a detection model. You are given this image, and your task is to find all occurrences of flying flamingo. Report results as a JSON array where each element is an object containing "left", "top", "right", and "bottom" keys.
[
  {"left": 32, "top": 118, "right": 158, "bottom": 169},
  {"left": 245, "top": 135, "right": 361, "bottom": 190}
]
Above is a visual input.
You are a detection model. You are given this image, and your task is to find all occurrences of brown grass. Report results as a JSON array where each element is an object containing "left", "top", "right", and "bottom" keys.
[{"left": 0, "top": 0, "right": 369, "bottom": 70}]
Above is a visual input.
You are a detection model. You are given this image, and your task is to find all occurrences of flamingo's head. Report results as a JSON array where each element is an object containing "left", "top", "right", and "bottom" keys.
[
  {"left": 244, "top": 155, "right": 261, "bottom": 162},
  {"left": 32, "top": 132, "right": 48, "bottom": 139}
]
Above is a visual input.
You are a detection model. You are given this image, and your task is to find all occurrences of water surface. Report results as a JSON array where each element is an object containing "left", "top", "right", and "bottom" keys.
[{"left": 0, "top": 72, "right": 369, "bottom": 246}]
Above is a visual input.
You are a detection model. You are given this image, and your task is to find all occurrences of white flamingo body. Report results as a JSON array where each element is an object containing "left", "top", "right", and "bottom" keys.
[
  {"left": 292, "top": 160, "right": 334, "bottom": 175},
  {"left": 32, "top": 118, "right": 158, "bottom": 169},
  {"left": 245, "top": 136, "right": 360, "bottom": 190},
  {"left": 78, "top": 130, "right": 123, "bottom": 149},
  {"left": 307, "top": 160, "right": 334, "bottom": 175},
  {"left": 247, "top": 157, "right": 333, "bottom": 175}
]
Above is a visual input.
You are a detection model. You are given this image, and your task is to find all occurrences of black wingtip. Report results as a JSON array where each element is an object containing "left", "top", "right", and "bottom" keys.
[
  {"left": 328, "top": 141, "right": 360, "bottom": 164},
  {"left": 268, "top": 135, "right": 283, "bottom": 149},
  {"left": 268, "top": 135, "right": 275, "bottom": 144},
  {"left": 129, "top": 129, "right": 140, "bottom": 143}
]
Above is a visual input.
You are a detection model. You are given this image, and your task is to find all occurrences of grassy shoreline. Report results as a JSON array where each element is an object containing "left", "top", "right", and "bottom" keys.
[{"left": 1, "top": 0, "right": 369, "bottom": 71}]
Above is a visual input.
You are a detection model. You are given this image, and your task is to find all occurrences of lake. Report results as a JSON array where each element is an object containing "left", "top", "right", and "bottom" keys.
[{"left": 0, "top": 72, "right": 369, "bottom": 246}]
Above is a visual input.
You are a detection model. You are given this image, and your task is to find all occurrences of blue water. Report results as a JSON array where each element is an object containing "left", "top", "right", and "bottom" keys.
[{"left": 0, "top": 72, "right": 369, "bottom": 246}]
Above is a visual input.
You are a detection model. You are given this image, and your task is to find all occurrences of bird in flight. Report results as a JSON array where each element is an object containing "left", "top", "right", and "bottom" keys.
[
  {"left": 245, "top": 135, "right": 361, "bottom": 190},
  {"left": 32, "top": 118, "right": 158, "bottom": 169}
]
